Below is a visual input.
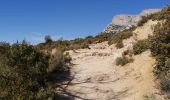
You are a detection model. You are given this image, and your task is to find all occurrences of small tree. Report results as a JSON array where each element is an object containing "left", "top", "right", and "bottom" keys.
[{"left": 44, "top": 35, "right": 53, "bottom": 44}]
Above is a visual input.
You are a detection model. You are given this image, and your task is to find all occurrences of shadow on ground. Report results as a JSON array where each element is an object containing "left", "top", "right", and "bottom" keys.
[{"left": 47, "top": 64, "right": 134, "bottom": 100}]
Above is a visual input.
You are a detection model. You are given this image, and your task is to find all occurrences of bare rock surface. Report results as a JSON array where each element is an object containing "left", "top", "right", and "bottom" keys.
[
  {"left": 104, "top": 9, "right": 160, "bottom": 33},
  {"left": 112, "top": 9, "right": 160, "bottom": 26}
]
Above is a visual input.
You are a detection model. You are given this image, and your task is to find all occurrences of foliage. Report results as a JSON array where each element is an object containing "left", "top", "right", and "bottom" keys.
[
  {"left": 137, "top": 5, "right": 170, "bottom": 27},
  {"left": 152, "top": 5, "right": 170, "bottom": 21},
  {"left": 115, "top": 41, "right": 124, "bottom": 49},
  {"left": 0, "top": 42, "right": 10, "bottom": 65},
  {"left": 48, "top": 49, "right": 71, "bottom": 73},
  {"left": 0, "top": 41, "right": 51, "bottom": 99},
  {"left": 137, "top": 16, "right": 150, "bottom": 26},
  {"left": 133, "top": 39, "right": 150, "bottom": 55},
  {"left": 159, "top": 73, "right": 170, "bottom": 92},
  {"left": 0, "top": 40, "right": 71, "bottom": 99},
  {"left": 137, "top": 14, "right": 157, "bottom": 26},
  {"left": 149, "top": 5, "right": 170, "bottom": 92},
  {"left": 143, "top": 94, "right": 156, "bottom": 100},
  {"left": 122, "top": 49, "right": 133, "bottom": 57},
  {"left": 108, "top": 29, "right": 134, "bottom": 48},
  {"left": 39, "top": 32, "right": 113, "bottom": 51},
  {"left": 116, "top": 57, "right": 129, "bottom": 66},
  {"left": 45, "top": 35, "right": 53, "bottom": 45},
  {"left": 115, "top": 56, "right": 133, "bottom": 66}
]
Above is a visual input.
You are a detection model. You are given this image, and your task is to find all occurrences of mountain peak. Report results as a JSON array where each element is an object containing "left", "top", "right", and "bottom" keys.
[
  {"left": 112, "top": 9, "right": 161, "bottom": 26},
  {"left": 104, "top": 9, "right": 161, "bottom": 33}
]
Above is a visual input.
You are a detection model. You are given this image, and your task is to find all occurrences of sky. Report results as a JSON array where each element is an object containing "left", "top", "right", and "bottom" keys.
[{"left": 0, "top": 0, "right": 170, "bottom": 44}]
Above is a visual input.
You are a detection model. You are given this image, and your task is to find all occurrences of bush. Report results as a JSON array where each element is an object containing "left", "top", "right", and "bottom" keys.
[
  {"left": 0, "top": 40, "right": 72, "bottom": 99},
  {"left": 159, "top": 73, "right": 170, "bottom": 92},
  {"left": 143, "top": 94, "right": 156, "bottom": 100},
  {"left": 133, "top": 39, "right": 150, "bottom": 55},
  {"left": 108, "top": 29, "right": 133, "bottom": 48},
  {"left": 0, "top": 42, "right": 10, "bottom": 65},
  {"left": 115, "top": 56, "right": 133, "bottom": 66},
  {"left": 123, "top": 49, "right": 133, "bottom": 57},
  {"left": 45, "top": 35, "right": 53, "bottom": 44},
  {"left": 48, "top": 48, "right": 71, "bottom": 73},
  {"left": 149, "top": 5, "right": 170, "bottom": 92},
  {"left": 0, "top": 41, "right": 50, "bottom": 99},
  {"left": 137, "top": 15, "right": 154, "bottom": 26},
  {"left": 115, "top": 41, "right": 124, "bottom": 49}
]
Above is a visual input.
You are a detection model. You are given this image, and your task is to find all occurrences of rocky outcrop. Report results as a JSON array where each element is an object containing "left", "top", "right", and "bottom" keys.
[
  {"left": 112, "top": 15, "right": 137, "bottom": 26},
  {"left": 104, "top": 9, "right": 161, "bottom": 33}
]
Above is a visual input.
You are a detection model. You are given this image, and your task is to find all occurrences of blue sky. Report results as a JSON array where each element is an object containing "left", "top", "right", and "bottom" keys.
[{"left": 0, "top": 0, "right": 170, "bottom": 44}]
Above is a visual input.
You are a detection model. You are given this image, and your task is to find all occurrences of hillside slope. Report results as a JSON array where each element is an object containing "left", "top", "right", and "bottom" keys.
[{"left": 56, "top": 20, "right": 165, "bottom": 100}]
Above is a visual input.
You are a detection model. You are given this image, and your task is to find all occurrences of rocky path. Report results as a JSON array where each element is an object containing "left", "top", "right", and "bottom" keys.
[
  {"left": 57, "top": 41, "right": 162, "bottom": 100},
  {"left": 55, "top": 20, "right": 164, "bottom": 100}
]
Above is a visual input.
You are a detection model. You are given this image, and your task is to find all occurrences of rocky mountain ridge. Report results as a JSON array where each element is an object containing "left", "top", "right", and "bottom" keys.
[{"left": 104, "top": 9, "right": 161, "bottom": 33}]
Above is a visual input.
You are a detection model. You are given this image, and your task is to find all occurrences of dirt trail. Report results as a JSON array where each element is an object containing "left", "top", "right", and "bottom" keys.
[
  {"left": 57, "top": 20, "right": 164, "bottom": 100},
  {"left": 66, "top": 42, "right": 159, "bottom": 100}
]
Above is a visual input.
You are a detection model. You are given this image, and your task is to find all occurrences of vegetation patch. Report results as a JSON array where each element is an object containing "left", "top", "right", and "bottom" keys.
[
  {"left": 116, "top": 56, "right": 133, "bottom": 66},
  {"left": 149, "top": 5, "right": 170, "bottom": 93},
  {"left": 133, "top": 39, "right": 150, "bottom": 55},
  {"left": 143, "top": 94, "right": 156, "bottom": 100},
  {"left": 108, "top": 26, "right": 135, "bottom": 48},
  {"left": 0, "top": 40, "right": 71, "bottom": 99}
]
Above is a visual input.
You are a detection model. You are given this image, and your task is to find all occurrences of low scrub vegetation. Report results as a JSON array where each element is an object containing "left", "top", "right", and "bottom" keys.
[
  {"left": 116, "top": 50, "right": 134, "bottom": 66},
  {"left": 38, "top": 32, "right": 113, "bottom": 51},
  {"left": 108, "top": 27, "right": 135, "bottom": 48},
  {"left": 115, "top": 56, "right": 133, "bottom": 66},
  {"left": 48, "top": 49, "right": 71, "bottom": 73},
  {"left": 143, "top": 94, "right": 156, "bottom": 100},
  {"left": 137, "top": 14, "right": 157, "bottom": 26},
  {"left": 0, "top": 40, "right": 71, "bottom": 99},
  {"left": 115, "top": 41, "right": 124, "bottom": 48},
  {"left": 133, "top": 39, "right": 150, "bottom": 55},
  {"left": 149, "top": 5, "right": 170, "bottom": 93},
  {"left": 116, "top": 56, "right": 129, "bottom": 66}
]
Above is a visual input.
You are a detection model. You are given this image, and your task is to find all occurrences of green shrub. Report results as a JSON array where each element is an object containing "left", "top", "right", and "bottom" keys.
[
  {"left": 159, "top": 73, "right": 170, "bottom": 92},
  {"left": 137, "top": 15, "right": 155, "bottom": 26},
  {"left": 0, "top": 41, "right": 50, "bottom": 99},
  {"left": 108, "top": 30, "right": 133, "bottom": 48},
  {"left": 123, "top": 49, "right": 133, "bottom": 57},
  {"left": 149, "top": 5, "right": 170, "bottom": 92},
  {"left": 143, "top": 94, "right": 156, "bottom": 100},
  {"left": 0, "top": 40, "right": 72, "bottom": 99},
  {"left": 45, "top": 35, "right": 53, "bottom": 45},
  {"left": 133, "top": 39, "right": 150, "bottom": 55},
  {"left": 112, "top": 31, "right": 133, "bottom": 44},
  {"left": 115, "top": 56, "right": 133, "bottom": 66},
  {"left": 48, "top": 48, "right": 71, "bottom": 73},
  {"left": 115, "top": 41, "right": 124, "bottom": 49}
]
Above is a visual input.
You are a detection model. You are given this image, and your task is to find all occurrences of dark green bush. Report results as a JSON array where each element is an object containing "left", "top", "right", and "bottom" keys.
[
  {"left": 112, "top": 31, "right": 133, "bottom": 44},
  {"left": 116, "top": 57, "right": 129, "bottom": 66},
  {"left": 123, "top": 49, "right": 133, "bottom": 57},
  {"left": 115, "top": 41, "right": 124, "bottom": 49},
  {"left": 45, "top": 35, "right": 53, "bottom": 45},
  {"left": 108, "top": 29, "right": 133, "bottom": 48},
  {"left": 115, "top": 56, "right": 133, "bottom": 66},
  {"left": 0, "top": 40, "right": 71, "bottom": 99},
  {"left": 137, "top": 14, "right": 157, "bottom": 26},
  {"left": 0, "top": 41, "right": 51, "bottom": 99},
  {"left": 137, "top": 16, "right": 149, "bottom": 26},
  {"left": 149, "top": 5, "right": 170, "bottom": 92},
  {"left": 133, "top": 39, "right": 150, "bottom": 55}
]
